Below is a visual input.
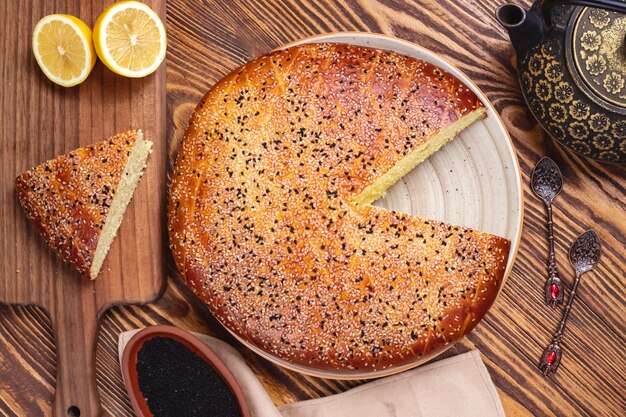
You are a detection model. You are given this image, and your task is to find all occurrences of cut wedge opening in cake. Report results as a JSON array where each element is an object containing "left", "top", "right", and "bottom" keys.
[
  {"left": 351, "top": 107, "right": 487, "bottom": 206},
  {"left": 90, "top": 132, "right": 153, "bottom": 279}
]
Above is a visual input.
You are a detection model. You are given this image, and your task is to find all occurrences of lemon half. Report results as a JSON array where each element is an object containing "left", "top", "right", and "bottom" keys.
[
  {"left": 93, "top": 1, "right": 166, "bottom": 78},
  {"left": 32, "top": 15, "right": 96, "bottom": 87}
]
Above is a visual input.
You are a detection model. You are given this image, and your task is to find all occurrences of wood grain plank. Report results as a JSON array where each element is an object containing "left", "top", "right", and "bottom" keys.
[
  {"left": 0, "top": 1, "right": 624, "bottom": 417},
  {"left": 0, "top": 0, "right": 167, "bottom": 304},
  {"left": 0, "top": 0, "right": 167, "bottom": 415}
]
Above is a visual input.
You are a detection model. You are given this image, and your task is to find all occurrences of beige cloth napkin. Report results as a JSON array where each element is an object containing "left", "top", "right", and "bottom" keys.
[{"left": 119, "top": 330, "right": 505, "bottom": 417}]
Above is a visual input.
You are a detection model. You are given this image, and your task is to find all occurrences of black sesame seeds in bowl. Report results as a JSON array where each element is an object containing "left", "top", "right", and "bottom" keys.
[{"left": 121, "top": 325, "right": 251, "bottom": 417}]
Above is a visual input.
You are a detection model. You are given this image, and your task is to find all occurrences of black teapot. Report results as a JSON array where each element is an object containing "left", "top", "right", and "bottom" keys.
[{"left": 496, "top": 0, "right": 626, "bottom": 163}]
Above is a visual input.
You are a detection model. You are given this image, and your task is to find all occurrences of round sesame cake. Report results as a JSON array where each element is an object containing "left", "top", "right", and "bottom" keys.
[{"left": 168, "top": 43, "right": 511, "bottom": 372}]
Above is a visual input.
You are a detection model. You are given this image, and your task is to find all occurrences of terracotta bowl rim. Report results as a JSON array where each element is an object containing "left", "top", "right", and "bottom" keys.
[{"left": 121, "top": 324, "right": 252, "bottom": 417}]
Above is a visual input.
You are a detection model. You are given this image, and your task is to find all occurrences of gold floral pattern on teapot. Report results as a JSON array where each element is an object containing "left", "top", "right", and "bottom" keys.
[
  {"left": 497, "top": 0, "right": 626, "bottom": 164},
  {"left": 572, "top": 8, "right": 626, "bottom": 109},
  {"left": 518, "top": 7, "right": 626, "bottom": 164}
]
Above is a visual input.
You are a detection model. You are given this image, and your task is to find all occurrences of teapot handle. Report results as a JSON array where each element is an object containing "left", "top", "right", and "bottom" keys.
[{"left": 541, "top": 0, "right": 626, "bottom": 24}]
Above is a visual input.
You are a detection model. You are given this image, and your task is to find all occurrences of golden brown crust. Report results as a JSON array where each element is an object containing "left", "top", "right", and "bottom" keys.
[
  {"left": 168, "top": 43, "right": 510, "bottom": 371},
  {"left": 16, "top": 130, "right": 140, "bottom": 277}
]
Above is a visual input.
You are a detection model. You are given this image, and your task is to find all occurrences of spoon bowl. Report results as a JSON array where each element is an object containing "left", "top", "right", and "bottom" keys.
[
  {"left": 570, "top": 230, "right": 602, "bottom": 275},
  {"left": 531, "top": 157, "right": 563, "bottom": 204}
]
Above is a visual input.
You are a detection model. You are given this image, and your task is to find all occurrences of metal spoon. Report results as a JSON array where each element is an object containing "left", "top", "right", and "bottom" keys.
[
  {"left": 531, "top": 157, "right": 564, "bottom": 307},
  {"left": 539, "top": 230, "right": 601, "bottom": 375}
]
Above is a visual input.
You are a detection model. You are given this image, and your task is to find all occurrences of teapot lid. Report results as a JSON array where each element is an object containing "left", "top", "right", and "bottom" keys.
[{"left": 567, "top": 7, "right": 626, "bottom": 113}]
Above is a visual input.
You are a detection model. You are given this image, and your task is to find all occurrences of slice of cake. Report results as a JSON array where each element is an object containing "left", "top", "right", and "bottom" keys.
[{"left": 16, "top": 129, "right": 152, "bottom": 279}]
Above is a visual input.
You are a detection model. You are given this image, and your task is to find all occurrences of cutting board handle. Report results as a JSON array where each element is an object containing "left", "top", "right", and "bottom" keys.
[{"left": 51, "top": 299, "right": 101, "bottom": 417}]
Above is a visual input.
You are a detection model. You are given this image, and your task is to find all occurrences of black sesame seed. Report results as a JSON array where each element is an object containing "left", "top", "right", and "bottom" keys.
[{"left": 136, "top": 336, "right": 241, "bottom": 417}]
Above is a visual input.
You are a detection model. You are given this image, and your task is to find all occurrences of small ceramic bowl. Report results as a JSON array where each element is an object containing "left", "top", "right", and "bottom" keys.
[{"left": 121, "top": 325, "right": 251, "bottom": 417}]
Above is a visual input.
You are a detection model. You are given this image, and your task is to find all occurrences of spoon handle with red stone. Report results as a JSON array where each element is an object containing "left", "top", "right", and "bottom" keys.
[
  {"left": 539, "top": 271, "right": 582, "bottom": 375},
  {"left": 544, "top": 203, "right": 563, "bottom": 307}
]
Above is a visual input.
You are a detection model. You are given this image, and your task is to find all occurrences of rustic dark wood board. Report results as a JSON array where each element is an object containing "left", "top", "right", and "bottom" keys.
[
  {"left": 1, "top": 0, "right": 625, "bottom": 416},
  {"left": 0, "top": 0, "right": 166, "bottom": 416}
]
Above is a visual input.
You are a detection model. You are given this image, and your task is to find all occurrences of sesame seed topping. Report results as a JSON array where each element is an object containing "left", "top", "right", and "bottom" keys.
[{"left": 168, "top": 43, "right": 509, "bottom": 371}]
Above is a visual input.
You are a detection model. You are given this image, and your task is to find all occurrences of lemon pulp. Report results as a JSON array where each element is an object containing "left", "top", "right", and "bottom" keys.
[
  {"left": 94, "top": 1, "right": 166, "bottom": 78},
  {"left": 32, "top": 15, "right": 95, "bottom": 87}
]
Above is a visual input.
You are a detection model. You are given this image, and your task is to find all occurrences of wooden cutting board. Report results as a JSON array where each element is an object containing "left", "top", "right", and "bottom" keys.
[{"left": 0, "top": 1, "right": 166, "bottom": 416}]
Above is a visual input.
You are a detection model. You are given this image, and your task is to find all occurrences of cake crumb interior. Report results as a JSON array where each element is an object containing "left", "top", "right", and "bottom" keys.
[
  {"left": 90, "top": 132, "right": 153, "bottom": 279},
  {"left": 352, "top": 108, "right": 486, "bottom": 206}
]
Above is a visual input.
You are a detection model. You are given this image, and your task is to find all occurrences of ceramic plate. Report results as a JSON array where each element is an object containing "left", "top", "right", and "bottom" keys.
[{"left": 224, "top": 33, "right": 524, "bottom": 379}]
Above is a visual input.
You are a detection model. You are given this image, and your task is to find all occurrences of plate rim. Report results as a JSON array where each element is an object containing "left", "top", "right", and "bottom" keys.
[{"left": 224, "top": 31, "right": 525, "bottom": 379}]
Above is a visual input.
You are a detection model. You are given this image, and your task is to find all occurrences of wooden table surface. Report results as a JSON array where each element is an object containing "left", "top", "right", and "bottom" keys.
[{"left": 1, "top": 0, "right": 624, "bottom": 416}]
